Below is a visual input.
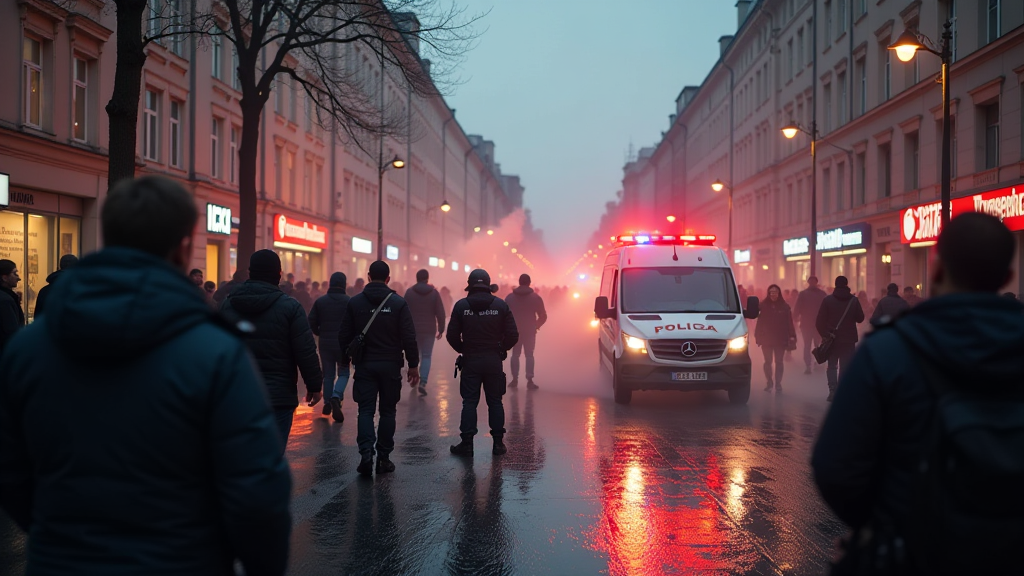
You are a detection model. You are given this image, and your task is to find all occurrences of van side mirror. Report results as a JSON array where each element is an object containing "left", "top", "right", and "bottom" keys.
[
  {"left": 594, "top": 296, "right": 614, "bottom": 319},
  {"left": 743, "top": 296, "right": 760, "bottom": 319}
]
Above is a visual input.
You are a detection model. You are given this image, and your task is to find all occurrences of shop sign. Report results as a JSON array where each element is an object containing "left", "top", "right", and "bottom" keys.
[
  {"left": 733, "top": 249, "right": 751, "bottom": 264},
  {"left": 386, "top": 245, "right": 399, "bottom": 260},
  {"left": 817, "top": 222, "right": 870, "bottom": 252},
  {"left": 901, "top": 186, "right": 1024, "bottom": 244},
  {"left": 274, "top": 214, "right": 328, "bottom": 249},
  {"left": 783, "top": 237, "right": 810, "bottom": 257},
  {"left": 428, "top": 256, "right": 439, "bottom": 267},
  {"left": 351, "top": 236, "right": 372, "bottom": 254},
  {"left": 206, "top": 204, "right": 232, "bottom": 235},
  {"left": 0, "top": 173, "right": 8, "bottom": 207}
]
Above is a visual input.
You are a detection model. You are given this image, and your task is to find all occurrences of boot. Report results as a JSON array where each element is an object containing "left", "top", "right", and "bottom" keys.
[
  {"left": 492, "top": 434, "right": 507, "bottom": 456},
  {"left": 826, "top": 385, "right": 836, "bottom": 402},
  {"left": 321, "top": 398, "right": 331, "bottom": 415},
  {"left": 449, "top": 434, "right": 474, "bottom": 457},
  {"left": 330, "top": 397, "right": 344, "bottom": 423},
  {"left": 356, "top": 453, "right": 374, "bottom": 476},
  {"left": 509, "top": 377, "right": 518, "bottom": 388},
  {"left": 526, "top": 379, "right": 539, "bottom": 390},
  {"left": 375, "top": 455, "right": 395, "bottom": 474}
]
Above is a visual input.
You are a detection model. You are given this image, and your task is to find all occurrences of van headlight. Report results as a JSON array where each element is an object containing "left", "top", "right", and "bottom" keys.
[
  {"left": 728, "top": 336, "right": 748, "bottom": 352},
  {"left": 623, "top": 333, "right": 646, "bottom": 352}
]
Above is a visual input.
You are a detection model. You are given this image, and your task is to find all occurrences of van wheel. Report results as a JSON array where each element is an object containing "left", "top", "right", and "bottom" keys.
[
  {"left": 728, "top": 383, "right": 750, "bottom": 405},
  {"left": 613, "top": 358, "right": 632, "bottom": 405}
]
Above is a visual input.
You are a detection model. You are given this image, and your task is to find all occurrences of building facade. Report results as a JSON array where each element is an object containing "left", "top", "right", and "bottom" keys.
[
  {"left": 620, "top": 0, "right": 1024, "bottom": 299},
  {"left": 1, "top": 0, "right": 521, "bottom": 321}
]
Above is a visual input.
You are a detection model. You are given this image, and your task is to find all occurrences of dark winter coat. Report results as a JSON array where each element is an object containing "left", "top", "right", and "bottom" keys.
[
  {"left": 404, "top": 282, "right": 446, "bottom": 339},
  {"left": 754, "top": 297, "right": 796, "bottom": 348},
  {"left": 0, "top": 247, "right": 291, "bottom": 576},
  {"left": 221, "top": 280, "right": 323, "bottom": 408},
  {"left": 212, "top": 279, "right": 242, "bottom": 305},
  {"left": 32, "top": 269, "right": 62, "bottom": 318},
  {"left": 308, "top": 288, "right": 350, "bottom": 352},
  {"left": 794, "top": 286, "right": 827, "bottom": 331},
  {"left": 447, "top": 289, "right": 519, "bottom": 357},
  {"left": 815, "top": 286, "right": 865, "bottom": 344},
  {"left": 812, "top": 294, "right": 1024, "bottom": 573},
  {"left": 504, "top": 286, "right": 548, "bottom": 333},
  {"left": 870, "top": 290, "right": 911, "bottom": 325},
  {"left": 338, "top": 281, "right": 418, "bottom": 367},
  {"left": 0, "top": 286, "right": 24, "bottom": 354},
  {"left": 293, "top": 288, "right": 313, "bottom": 314}
]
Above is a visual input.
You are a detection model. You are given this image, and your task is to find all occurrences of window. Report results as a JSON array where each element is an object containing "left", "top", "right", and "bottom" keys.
[
  {"left": 879, "top": 143, "right": 892, "bottom": 197},
  {"left": 823, "top": 167, "right": 832, "bottom": 214},
  {"left": 882, "top": 44, "right": 891, "bottom": 101},
  {"left": 148, "top": 0, "right": 162, "bottom": 43},
  {"left": 211, "top": 118, "right": 221, "bottom": 178},
  {"left": 231, "top": 44, "right": 240, "bottom": 90},
  {"left": 905, "top": 132, "right": 919, "bottom": 191},
  {"left": 211, "top": 29, "right": 223, "bottom": 80},
  {"left": 621, "top": 268, "right": 739, "bottom": 314},
  {"left": 315, "top": 164, "right": 324, "bottom": 213},
  {"left": 304, "top": 92, "right": 313, "bottom": 132},
  {"left": 797, "top": 28, "right": 805, "bottom": 69},
  {"left": 951, "top": 115, "right": 958, "bottom": 177},
  {"left": 274, "top": 75, "right": 283, "bottom": 114},
  {"left": 984, "top": 102, "right": 999, "bottom": 170},
  {"left": 286, "top": 151, "right": 295, "bottom": 202},
  {"left": 274, "top": 146, "right": 283, "bottom": 199},
  {"left": 144, "top": 90, "right": 159, "bottom": 161},
  {"left": 855, "top": 153, "right": 866, "bottom": 206},
  {"left": 23, "top": 37, "right": 43, "bottom": 128},
  {"left": 229, "top": 126, "right": 237, "bottom": 184},
  {"left": 169, "top": 100, "right": 181, "bottom": 168},
  {"left": 289, "top": 82, "right": 297, "bottom": 123},
  {"left": 787, "top": 39, "right": 794, "bottom": 79},
  {"left": 836, "top": 162, "right": 845, "bottom": 211},
  {"left": 303, "top": 159, "right": 312, "bottom": 207},
  {"left": 806, "top": 19, "right": 814, "bottom": 64},
  {"left": 838, "top": 72, "right": 847, "bottom": 126},
  {"left": 856, "top": 58, "right": 867, "bottom": 116},
  {"left": 858, "top": 0, "right": 867, "bottom": 17},
  {"left": 167, "top": 0, "right": 184, "bottom": 56},
  {"left": 987, "top": 0, "right": 1001, "bottom": 44},
  {"left": 824, "top": 1, "right": 832, "bottom": 44},
  {"left": 824, "top": 83, "right": 832, "bottom": 132},
  {"left": 72, "top": 58, "right": 87, "bottom": 141},
  {"left": 838, "top": 0, "right": 847, "bottom": 34}
]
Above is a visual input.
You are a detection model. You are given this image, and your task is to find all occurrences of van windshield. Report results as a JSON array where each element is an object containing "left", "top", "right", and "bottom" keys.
[{"left": 621, "top": 267, "right": 740, "bottom": 313}]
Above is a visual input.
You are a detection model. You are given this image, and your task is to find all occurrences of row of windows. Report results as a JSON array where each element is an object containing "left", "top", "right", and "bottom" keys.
[
  {"left": 142, "top": 89, "right": 238, "bottom": 183},
  {"left": 22, "top": 36, "right": 92, "bottom": 143}
]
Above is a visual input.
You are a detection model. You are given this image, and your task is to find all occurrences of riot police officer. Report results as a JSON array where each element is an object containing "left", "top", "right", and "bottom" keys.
[{"left": 447, "top": 269, "right": 519, "bottom": 456}]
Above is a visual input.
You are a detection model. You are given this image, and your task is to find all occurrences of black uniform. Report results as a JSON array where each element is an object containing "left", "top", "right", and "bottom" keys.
[{"left": 446, "top": 288, "right": 519, "bottom": 438}]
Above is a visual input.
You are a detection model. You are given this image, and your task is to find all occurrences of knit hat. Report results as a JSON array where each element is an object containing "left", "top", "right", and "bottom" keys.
[
  {"left": 249, "top": 249, "right": 281, "bottom": 283},
  {"left": 330, "top": 272, "right": 347, "bottom": 288},
  {"left": 466, "top": 269, "right": 491, "bottom": 291}
]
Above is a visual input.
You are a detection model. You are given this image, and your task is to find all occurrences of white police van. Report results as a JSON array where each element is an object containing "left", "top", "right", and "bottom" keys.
[{"left": 594, "top": 233, "right": 759, "bottom": 405}]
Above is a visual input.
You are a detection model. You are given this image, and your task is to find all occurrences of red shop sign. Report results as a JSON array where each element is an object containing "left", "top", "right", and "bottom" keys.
[
  {"left": 273, "top": 214, "right": 328, "bottom": 249},
  {"left": 900, "top": 185, "right": 1024, "bottom": 244}
]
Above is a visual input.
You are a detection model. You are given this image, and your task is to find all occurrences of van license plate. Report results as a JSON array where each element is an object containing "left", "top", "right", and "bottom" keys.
[{"left": 672, "top": 372, "right": 707, "bottom": 381}]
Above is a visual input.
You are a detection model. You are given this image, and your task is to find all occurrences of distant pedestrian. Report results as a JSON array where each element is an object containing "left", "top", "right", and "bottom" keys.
[
  {"left": 903, "top": 285, "right": 923, "bottom": 306},
  {"left": 794, "top": 276, "right": 827, "bottom": 374},
  {"left": 338, "top": 261, "right": 419, "bottom": 476},
  {"left": 870, "top": 282, "right": 911, "bottom": 325},
  {"left": 0, "top": 259, "right": 24, "bottom": 354},
  {"left": 347, "top": 277, "right": 365, "bottom": 297},
  {"left": 440, "top": 286, "right": 453, "bottom": 312},
  {"left": 0, "top": 176, "right": 291, "bottom": 575},
  {"left": 404, "top": 269, "right": 446, "bottom": 397},
  {"left": 293, "top": 280, "right": 314, "bottom": 313},
  {"left": 203, "top": 280, "right": 217, "bottom": 304},
  {"left": 188, "top": 267, "right": 204, "bottom": 288},
  {"left": 813, "top": 213, "right": 1024, "bottom": 575},
  {"left": 308, "top": 272, "right": 351, "bottom": 423},
  {"left": 448, "top": 269, "right": 519, "bottom": 457},
  {"left": 738, "top": 284, "right": 749, "bottom": 306},
  {"left": 310, "top": 281, "right": 322, "bottom": 300},
  {"left": 33, "top": 254, "right": 78, "bottom": 318},
  {"left": 504, "top": 273, "right": 547, "bottom": 389},
  {"left": 815, "top": 275, "right": 865, "bottom": 401},
  {"left": 279, "top": 280, "right": 294, "bottom": 296},
  {"left": 754, "top": 284, "right": 796, "bottom": 393},
  {"left": 221, "top": 249, "right": 324, "bottom": 448}
]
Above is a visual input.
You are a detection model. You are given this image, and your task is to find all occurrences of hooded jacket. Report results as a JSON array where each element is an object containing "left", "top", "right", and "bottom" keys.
[
  {"left": 338, "top": 281, "right": 418, "bottom": 367},
  {"left": 31, "top": 269, "right": 62, "bottom": 318},
  {"left": 0, "top": 285, "right": 24, "bottom": 354},
  {"left": 794, "top": 285, "right": 827, "bottom": 330},
  {"left": 308, "top": 287, "right": 350, "bottom": 352},
  {"left": 447, "top": 289, "right": 519, "bottom": 356},
  {"left": 754, "top": 297, "right": 796, "bottom": 348},
  {"left": 812, "top": 294, "right": 1024, "bottom": 573},
  {"left": 870, "top": 288, "right": 911, "bottom": 325},
  {"left": 221, "top": 280, "right": 323, "bottom": 408},
  {"left": 815, "top": 286, "right": 865, "bottom": 344},
  {"left": 404, "top": 282, "right": 446, "bottom": 339},
  {"left": 0, "top": 247, "right": 291, "bottom": 576},
  {"left": 504, "top": 286, "right": 547, "bottom": 333}
]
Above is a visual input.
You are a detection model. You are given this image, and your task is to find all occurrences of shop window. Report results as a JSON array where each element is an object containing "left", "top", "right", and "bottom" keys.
[
  {"left": 23, "top": 36, "right": 44, "bottom": 129},
  {"left": 0, "top": 212, "right": 80, "bottom": 323}
]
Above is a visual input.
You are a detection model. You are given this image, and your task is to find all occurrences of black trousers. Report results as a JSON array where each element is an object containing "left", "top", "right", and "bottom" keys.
[
  {"left": 459, "top": 355, "right": 506, "bottom": 437},
  {"left": 352, "top": 360, "right": 402, "bottom": 457}
]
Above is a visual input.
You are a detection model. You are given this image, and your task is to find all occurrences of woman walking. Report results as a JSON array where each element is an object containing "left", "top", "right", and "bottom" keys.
[{"left": 754, "top": 284, "right": 796, "bottom": 393}]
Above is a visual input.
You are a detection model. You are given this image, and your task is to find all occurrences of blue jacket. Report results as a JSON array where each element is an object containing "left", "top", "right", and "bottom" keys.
[{"left": 0, "top": 248, "right": 292, "bottom": 576}]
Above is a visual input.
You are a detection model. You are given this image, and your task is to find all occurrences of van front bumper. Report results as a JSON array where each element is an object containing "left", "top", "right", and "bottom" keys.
[{"left": 617, "top": 350, "right": 751, "bottom": 392}]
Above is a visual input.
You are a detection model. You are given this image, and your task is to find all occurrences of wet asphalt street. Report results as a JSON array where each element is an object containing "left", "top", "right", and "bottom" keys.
[{"left": 0, "top": 307, "right": 847, "bottom": 576}]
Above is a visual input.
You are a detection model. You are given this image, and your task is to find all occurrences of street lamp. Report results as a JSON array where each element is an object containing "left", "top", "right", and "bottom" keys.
[
  {"left": 782, "top": 121, "right": 819, "bottom": 277},
  {"left": 473, "top": 226, "right": 481, "bottom": 233},
  {"left": 889, "top": 21, "right": 953, "bottom": 227},
  {"left": 440, "top": 200, "right": 451, "bottom": 213},
  {"left": 666, "top": 214, "right": 677, "bottom": 223},
  {"left": 710, "top": 179, "right": 733, "bottom": 255},
  {"left": 376, "top": 154, "right": 406, "bottom": 260}
]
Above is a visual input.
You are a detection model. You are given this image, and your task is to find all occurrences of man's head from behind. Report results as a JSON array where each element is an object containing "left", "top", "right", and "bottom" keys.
[
  {"left": 416, "top": 269, "right": 429, "bottom": 283},
  {"left": 368, "top": 260, "right": 390, "bottom": 284},
  {"left": 519, "top": 273, "right": 531, "bottom": 287},
  {"left": 59, "top": 254, "right": 79, "bottom": 271},
  {"left": 807, "top": 276, "right": 819, "bottom": 288},
  {"left": 835, "top": 276, "right": 849, "bottom": 289},
  {"left": 102, "top": 176, "right": 197, "bottom": 271},
  {"left": 249, "top": 249, "right": 282, "bottom": 285},
  {"left": 934, "top": 212, "right": 1015, "bottom": 295}
]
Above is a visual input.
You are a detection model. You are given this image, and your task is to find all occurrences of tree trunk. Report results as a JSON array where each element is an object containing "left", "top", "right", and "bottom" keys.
[
  {"left": 236, "top": 97, "right": 263, "bottom": 276},
  {"left": 106, "top": 0, "right": 148, "bottom": 189}
]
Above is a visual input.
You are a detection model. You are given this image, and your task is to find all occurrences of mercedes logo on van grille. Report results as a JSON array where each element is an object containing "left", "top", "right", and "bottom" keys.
[{"left": 680, "top": 341, "right": 698, "bottom": 357}]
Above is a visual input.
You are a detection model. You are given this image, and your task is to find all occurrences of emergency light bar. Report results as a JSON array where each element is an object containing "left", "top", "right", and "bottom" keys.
[{"left": 612, "top": 233, "right": 716, "bottom": 246}]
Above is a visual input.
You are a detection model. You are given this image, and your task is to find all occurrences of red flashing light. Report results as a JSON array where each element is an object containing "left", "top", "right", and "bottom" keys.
[{"left": 612, "top": 233, "right": 717, "bottom": 247}]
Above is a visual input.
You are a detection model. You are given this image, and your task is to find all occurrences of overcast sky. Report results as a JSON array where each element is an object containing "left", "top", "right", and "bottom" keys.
[{"left": 446, "top": 0, "right": 737, "bottom": 267}]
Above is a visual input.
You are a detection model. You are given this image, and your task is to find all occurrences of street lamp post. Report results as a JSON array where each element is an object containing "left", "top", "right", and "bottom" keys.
[
  {"left": 376, "top": 155, "right": 405, "bottom": 260},
  {"left": 782, "top": 121, "right": 819, "bottom": 278},
  {"left": 889, "top": 21, "right": 953, "bottom": 227},
  {"left": 710, "top": 179, "right": 734, "bottom": 256}
]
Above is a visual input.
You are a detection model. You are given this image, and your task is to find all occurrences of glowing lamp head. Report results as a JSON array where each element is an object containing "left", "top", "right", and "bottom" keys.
[
  {"left": 440, "top": 200, "right": 451, "bottom": 213},
  {"left": 888, "top": 28, "right": 923, "bottom": 62},
  {"left": 474, "top": 226, "right": 481, "bottom": 233},
  {"left": 486, "top": 229, "right": 494, "bottom": 236},
  {"left": 503, "top": 241, "right": 509, "bottom": 246},
  {"left": 391, "top": 156, "right": 406, "bottom": 169},
  {"left": 781, "top": 124, "right": 800, "bottom": 139},
  {"left": 711, "top": 179, "right": 725, "bottom": 193},
  {"left": 666, "top": 215, "right": 677, "bottom": 223}
]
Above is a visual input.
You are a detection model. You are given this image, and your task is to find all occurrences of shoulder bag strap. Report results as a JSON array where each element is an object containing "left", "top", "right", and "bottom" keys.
[
  {"left": 360, "top": 292, "right": 393, "bottom": 337},
  {"left": 832, "top": 298, "right": 856, "bottom": 333}
]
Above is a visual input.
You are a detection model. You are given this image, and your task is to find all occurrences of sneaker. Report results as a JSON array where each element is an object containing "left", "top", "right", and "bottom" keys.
[
  {"left": 330, "top": 397, "right": 344, "bottom": 423},
  {"left": 418, "top": 385, "right": 427, "bottom": 397},
  {"left": 526, "top": 379, "right": 539, "bottom": 390},
  {"left": 356, "top": 454, "right": 374, "bottom": 476},
  {"left": 375, "top": 456, "right": 395, "bottom": 474},
  {"left": 321, "top": 399, "right": 331, "bottom": 415},
  {"left": 509, "top": 378, "right": 518, "bottom": 388},
  {"left": 450, "top": 439, "right": 474, "bottom": 457},
  {"left": 492, "top": 437, "right": 507, "bottom": 456}
]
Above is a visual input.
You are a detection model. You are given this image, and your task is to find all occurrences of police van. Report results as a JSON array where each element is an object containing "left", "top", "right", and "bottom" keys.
[{"left": 594, "top": 234, "right": 759, "bottom": 405}]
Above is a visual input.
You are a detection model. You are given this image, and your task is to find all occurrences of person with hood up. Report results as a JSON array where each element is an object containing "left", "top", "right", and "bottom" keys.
[
  {"left": 404, "top": 269, "right": 447, "bottom": 397},
  {"left": 504, "top": 273, "right": 547, "bottom": 389},
  {"left": 0, "top": 176, "right": 291, "bottom": 575},
  {"left": 33, "top": 254, "right": 77, "bottom": 318},
  {"left": 447, "top": 269, "right": 519, "bottom": 457},
  {"left": 308, "top": 272, "right": 351, "bottom": 423},
  {"left": 338, "top": 260, "right": 419, "bottom": 476},
  {"left": 0, "top": 259, "right": 24, "bottom": 354},
  {"left": 754, "top": 284, "right": 796, "bottom": 393},
  {"left": 812, "top": 213, "right": 1024, "bottom": 574},
  {"left": 815, "top": 275, "right": 865, "bottom": 401},
  {"left": 870, "top": 282, "right": 911, "bottom": 325},
  {"left": 221, "top": 249, "right": 323, "bottom": 448}
]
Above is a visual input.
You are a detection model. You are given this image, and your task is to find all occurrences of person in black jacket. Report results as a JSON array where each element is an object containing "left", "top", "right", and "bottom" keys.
[
  {"left": 448, "top": 269, "right": 519, "bottom": 457},
  {"left": 0, "top": 176, "right": 291, "bottom": 576},
  {"left": 309, "top": 272, "right": 350, "bottom": 423},
  {"left": 0, "top": 259, "right": 24, "bottom": 355},
  {"left": 812, "top": 213, "right": 1024, "bottom": 574},
  {"left": 338, "top": 260, "right": 419, "bottom": 476},
  {"left": 869, "top": 282, "right": 911, "bottom": 326},
  {"left": 32, "top": 254, "right": 77, "bottom": 319},
  {"left": 794, "top": 276, "right": 828, "bottom": 374},
  {"left": 754, "top": 284, "right": 796, "bottom": 393},
  {"left": 221, "top": 249, "right": 323, "bottom": 447},
  {"left": 815, "top": 275, "right": 865, "bottom": 401},
  {"left": 504, "top": 273, "right": 547, "bottom": 390},
  {"left": 404, "top": 269, "right": 446, "bottom": 397}
]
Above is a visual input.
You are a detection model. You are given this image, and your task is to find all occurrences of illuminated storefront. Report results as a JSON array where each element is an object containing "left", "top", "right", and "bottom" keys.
[
  {"left": 782, "top": 222, "right": 870, "bottom": 292},
  {"left": 272, "top": 213, "right": 328, "bottom": 283}
]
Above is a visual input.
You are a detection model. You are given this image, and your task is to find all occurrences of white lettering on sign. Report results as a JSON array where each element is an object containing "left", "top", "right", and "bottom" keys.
[
  {"left": 654, "top": 323, "right": 718, "bottom": 334},
  {"left": 901, "top": 202, "right": 942, "bottom": 243},
  {"left": 386, "top": 245, "right": 399, "bottom": 260},
  {"left": 817, "top": 228, "right": 863, "bottom": 251},
  {"left": 206, "top": 204, "right": 232, "bottom": 235},
  {"left": 783, "top": 237, "right": 809, "bottom": 256},
  {"left": 973, "top": 189, "right": 1024, "bottom": 221},
  {"left": 351, "top": 237, "right": 372, "bottom": 254},
  {"left": 464, "top": 309, "right": 499, "bottom": 316},
  {"left": 280, "top": 216, "right": 326, "bottom": 245}
]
